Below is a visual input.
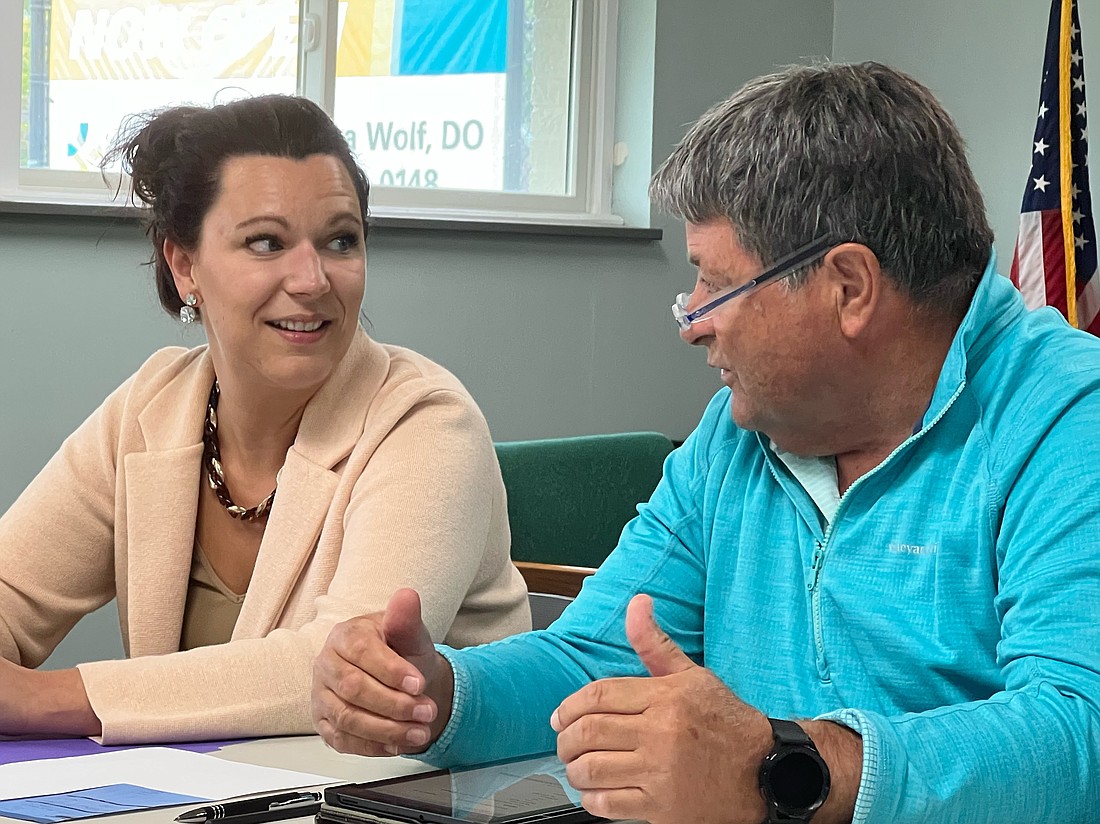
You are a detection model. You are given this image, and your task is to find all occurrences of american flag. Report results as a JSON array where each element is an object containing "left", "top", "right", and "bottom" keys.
[{"left": 1010, "top": 0, "right": 1098, "bottom": 333}]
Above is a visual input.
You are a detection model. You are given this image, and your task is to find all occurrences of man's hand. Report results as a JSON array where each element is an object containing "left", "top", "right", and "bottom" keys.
[
  {"left": 550, "top": 593, "right": 773, "bottom": 824},
  {"left": 312, "top": 587, "right": 454, "bottom": 756}
]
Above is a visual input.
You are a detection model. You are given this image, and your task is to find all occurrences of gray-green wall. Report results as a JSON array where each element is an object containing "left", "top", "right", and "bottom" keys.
[{"left": 1, "top": 0, "right": 834, "bottom": 667}]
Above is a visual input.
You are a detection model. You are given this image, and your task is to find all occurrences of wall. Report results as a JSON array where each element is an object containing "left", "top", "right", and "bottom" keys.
[
  {"left": 0, "top": 0, "right": 835, "bottom": 667},
  {"left": 832, "top": 0, "right": 1099, "bottom": 271}
]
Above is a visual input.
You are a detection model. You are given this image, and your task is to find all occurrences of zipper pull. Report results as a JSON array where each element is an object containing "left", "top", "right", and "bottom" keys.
[{"left": 808, "top": 540, "right": 824, "bottom": 591}]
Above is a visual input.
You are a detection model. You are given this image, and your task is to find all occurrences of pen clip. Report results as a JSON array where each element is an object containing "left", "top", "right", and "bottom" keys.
[{"left": 268, "top": 794, "right": 319, "bottom": 810}]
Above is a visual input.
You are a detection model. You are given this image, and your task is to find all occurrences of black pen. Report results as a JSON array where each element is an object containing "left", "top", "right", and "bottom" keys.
[{"left": 175, "top": 791, "right": 323, "bottom": 824}]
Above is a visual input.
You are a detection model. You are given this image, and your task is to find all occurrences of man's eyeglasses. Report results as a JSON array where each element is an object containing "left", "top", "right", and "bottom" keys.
[{"left": 671, "top": 236, "right": 835, "bottom": 331}]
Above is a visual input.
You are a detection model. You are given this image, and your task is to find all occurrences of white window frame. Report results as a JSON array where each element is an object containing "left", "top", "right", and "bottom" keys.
[{"left": 0, "top": 0, "right": 621, "bottom": 227}]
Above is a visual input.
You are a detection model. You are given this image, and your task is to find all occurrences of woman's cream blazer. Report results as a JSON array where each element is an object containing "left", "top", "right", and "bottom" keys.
[{"left": 0, "top": 329, "right": 530, "bottom": 743}]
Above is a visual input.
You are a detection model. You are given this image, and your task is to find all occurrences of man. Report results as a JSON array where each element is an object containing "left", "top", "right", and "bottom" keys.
[{"left": 311, "top": 62, "right": 1100, "bottom": 824}]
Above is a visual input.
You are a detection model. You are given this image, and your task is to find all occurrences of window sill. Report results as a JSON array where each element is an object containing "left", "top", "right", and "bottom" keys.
[{"left": 0, "top": 199, "right": 662, "bottom": 241}]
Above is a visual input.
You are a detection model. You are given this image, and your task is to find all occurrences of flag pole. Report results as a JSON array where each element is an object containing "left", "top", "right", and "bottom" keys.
[{"left": 1059, "top": 0, "right": 1079, "bottom": 328}]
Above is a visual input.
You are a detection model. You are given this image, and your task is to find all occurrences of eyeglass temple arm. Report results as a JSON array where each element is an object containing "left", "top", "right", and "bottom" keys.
[
  {"left": 683, "top": 236, "right": 835, "bottom": 324},
  {"left": 753, "top": 237, "right": 836, "bottom": 285}
]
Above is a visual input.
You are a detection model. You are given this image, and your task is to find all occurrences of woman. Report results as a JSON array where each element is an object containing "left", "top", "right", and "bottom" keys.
[{"left": 0, "top": 95, "right": 529, "bottom": 744}]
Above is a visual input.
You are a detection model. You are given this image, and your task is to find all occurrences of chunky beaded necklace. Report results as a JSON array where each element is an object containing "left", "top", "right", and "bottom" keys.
[{"left": 203, "top": 381, "right": 276, "bottom": 522}]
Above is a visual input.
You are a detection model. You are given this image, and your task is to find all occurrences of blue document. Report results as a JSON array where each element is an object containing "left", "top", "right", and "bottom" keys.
[{"left": 0, "top": 783, "right": 204, "bottom": 823}]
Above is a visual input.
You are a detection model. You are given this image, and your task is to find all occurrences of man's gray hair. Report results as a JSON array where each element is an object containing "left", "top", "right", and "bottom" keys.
[{"left": 650, "top": 61, "right": 994, "bottom": 316}]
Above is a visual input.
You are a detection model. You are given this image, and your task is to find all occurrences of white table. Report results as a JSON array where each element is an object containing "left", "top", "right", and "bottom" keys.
[{"left": 0, "top": 736, "right": 430, "bottom": 824}]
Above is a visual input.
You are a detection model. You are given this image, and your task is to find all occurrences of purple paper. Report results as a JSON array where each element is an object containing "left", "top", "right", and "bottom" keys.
[{"left": 0, "top": 738, "right": 250, "bottom": 766}]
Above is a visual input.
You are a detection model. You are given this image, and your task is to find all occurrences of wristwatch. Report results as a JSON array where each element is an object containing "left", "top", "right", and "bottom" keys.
[{"left": 758, "top": 717, "right": 831, "bottom": 822}]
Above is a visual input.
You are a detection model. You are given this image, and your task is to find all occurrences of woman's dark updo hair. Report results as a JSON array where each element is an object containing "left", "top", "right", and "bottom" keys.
[{"left": 103, "top": 94, "right": 370, "bottom": 317}]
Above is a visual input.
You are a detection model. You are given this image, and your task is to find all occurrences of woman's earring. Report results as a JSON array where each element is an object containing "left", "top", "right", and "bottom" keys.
[{"left": 180, "top": 293, "right": 200, "bottom": 324}]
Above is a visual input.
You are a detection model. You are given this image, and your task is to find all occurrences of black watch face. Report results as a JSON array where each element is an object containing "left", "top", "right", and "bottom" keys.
[{"left": 762, "top": 747, "right": 829, "bottom": 816}]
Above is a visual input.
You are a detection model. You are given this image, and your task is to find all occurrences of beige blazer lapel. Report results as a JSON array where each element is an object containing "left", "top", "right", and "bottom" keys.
[
  {"left": 122, "top": 445, "right": 203, "bottom": 656},
  {"left": 233, "top": 451, "right": 338, "bottom": 637},
  {"left": 124, "top": 350, "right": 212, "bottom": 657},
  {"left": 234, "top": 330, "right": 390, "bottom": 637}
]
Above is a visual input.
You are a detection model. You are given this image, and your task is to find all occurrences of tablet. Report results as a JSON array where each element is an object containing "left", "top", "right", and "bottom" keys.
[{"left": 317, "top": 753, "right": 604, "bottom": 824}]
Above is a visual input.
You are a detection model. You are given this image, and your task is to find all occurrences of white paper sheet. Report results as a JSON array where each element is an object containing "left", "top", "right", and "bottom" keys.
[{"left": 0, "top": 747, "right": 338, "bottom": 801}]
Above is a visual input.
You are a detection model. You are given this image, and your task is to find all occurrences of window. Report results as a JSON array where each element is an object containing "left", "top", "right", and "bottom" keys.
[{"left": 2, "top": 0, "right": 621, "bottom": 226}]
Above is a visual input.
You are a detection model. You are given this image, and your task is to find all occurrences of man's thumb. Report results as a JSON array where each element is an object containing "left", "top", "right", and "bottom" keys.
[
  {"left": 382, "top": 587, "right": 433, "bottom": 660},
  {"left": 626, "top": 593, "right": 694, "bottom": 677}
]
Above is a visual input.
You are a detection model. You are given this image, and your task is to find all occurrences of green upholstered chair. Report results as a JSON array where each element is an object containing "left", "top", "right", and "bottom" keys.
[{"left": 494, "top": 432, "right": 674, "bottom": 608}]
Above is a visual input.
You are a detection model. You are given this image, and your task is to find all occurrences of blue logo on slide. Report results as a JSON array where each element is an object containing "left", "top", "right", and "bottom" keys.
[{"left": 67, "top": 122, "right": 89, "bottom": 157}]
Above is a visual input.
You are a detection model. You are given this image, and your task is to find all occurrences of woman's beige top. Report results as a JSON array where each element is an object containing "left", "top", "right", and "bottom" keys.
[
  {"left": 0, "top": 329, "right": 530, "bottom": 744},
  {"left": 179, "top": 541, "right": 246, "bottom": 651}
]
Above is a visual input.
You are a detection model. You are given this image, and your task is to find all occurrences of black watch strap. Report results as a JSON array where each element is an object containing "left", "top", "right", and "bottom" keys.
[
  {"left": 769, "top": 717, "right": 814, "bottom": 747},
  {"left": 759, "top": 717, "right": 831, "bottom": 823}
]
